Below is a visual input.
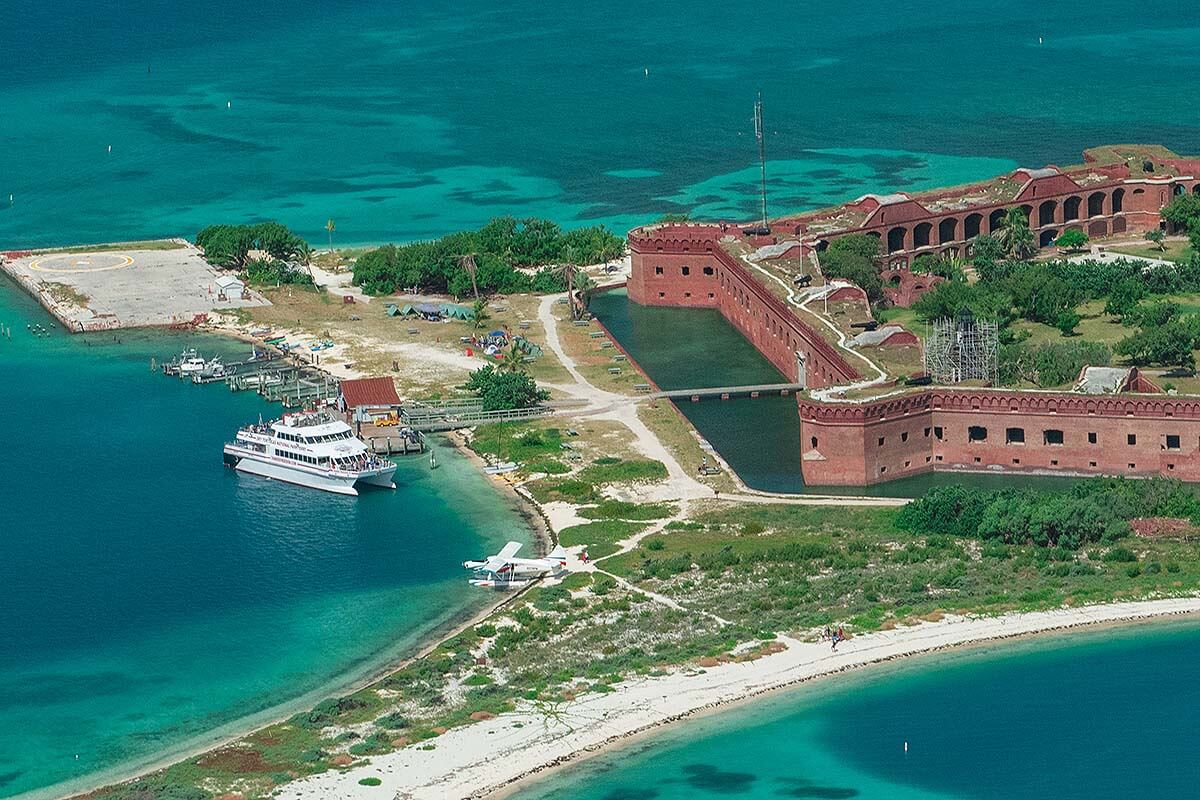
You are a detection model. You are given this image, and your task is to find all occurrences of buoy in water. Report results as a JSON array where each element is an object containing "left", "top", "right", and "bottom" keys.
[
  {"left": 107, "top": 144, "right": 112, "bottom": 153},
  {"left": 904, "top": 741, "right": 909, "bottom": 753}
]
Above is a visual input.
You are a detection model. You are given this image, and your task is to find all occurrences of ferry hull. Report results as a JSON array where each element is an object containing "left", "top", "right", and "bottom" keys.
[
  {"left": 225, "top": 451, "right": 398, "bottom": 496},
  {"left": 232, "top": 456, "right": 362, "bottom": 495}
]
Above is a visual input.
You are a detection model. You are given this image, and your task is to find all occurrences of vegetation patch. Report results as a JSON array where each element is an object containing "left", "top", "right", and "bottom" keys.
[
  {"left": 559, "top": 520, "right": 649, "bottom": 550},
  {"left": 580, "top": 500, "right": 677, "bottom": 521}
]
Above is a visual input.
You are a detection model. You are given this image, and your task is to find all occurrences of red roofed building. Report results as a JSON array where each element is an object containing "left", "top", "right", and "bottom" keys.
[{"left": 339, "top": 377, "right": 401, "bottom": 411}]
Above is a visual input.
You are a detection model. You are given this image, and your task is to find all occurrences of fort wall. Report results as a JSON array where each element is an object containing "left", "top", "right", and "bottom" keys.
[
  {"left": 628, "top": 226, "right": 860, "bottom": 388},
  {"left": 625, "top": 148, "right": 1200, "bottom": 486},
  {"left": 799, "top": 390, "right": 1200, "bottom": 485}
]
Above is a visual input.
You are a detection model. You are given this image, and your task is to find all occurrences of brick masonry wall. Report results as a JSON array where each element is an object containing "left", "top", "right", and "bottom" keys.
[
  {"left": 800, "top": 390, "right": 1200, "bottom": 485},
  {"left": 629, "top": 227, "right": 860, "bottom": 388}
]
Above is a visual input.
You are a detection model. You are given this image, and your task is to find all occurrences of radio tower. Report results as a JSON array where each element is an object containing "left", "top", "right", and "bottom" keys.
[{"left": 754, "top": 90, "right": 769, "bottom": 233}]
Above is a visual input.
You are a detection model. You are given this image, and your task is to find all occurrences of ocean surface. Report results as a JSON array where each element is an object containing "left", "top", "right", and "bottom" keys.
[
  {"left": 516, "top": 620, "right": 1200, "bottom": 800},
  {"left": 3, "top": 1, "right": 1200, "bottom": 248},
  {"left": 0, "top": 282, "right": 532, "bottom": 799}
]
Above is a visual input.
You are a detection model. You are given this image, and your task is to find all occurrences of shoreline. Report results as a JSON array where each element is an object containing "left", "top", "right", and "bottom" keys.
[
  {"left": 271, "top": 596, "right": 1200, "bottom": 800},
  {"left": 33, "top": 335, "right": 548, "bottom": 800},
  {"left": 50, "top": 555, "right": 535, "bottom": 800}
]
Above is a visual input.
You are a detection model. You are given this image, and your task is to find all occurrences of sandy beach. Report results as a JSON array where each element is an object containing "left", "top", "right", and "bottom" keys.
[{"left": 274, "top": 596, "right": 1200, "bottom": 800}]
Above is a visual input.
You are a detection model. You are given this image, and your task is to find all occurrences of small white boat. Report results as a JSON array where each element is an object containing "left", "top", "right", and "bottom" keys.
[
  {"left": 483, "top": 461, "right": 519, "bottom": 475},
  {"left": 178, "top": 355, "right": 208, "bottom": 376},
  {"left": 192, "top": 358, "right": 228, "bottom": 382}
]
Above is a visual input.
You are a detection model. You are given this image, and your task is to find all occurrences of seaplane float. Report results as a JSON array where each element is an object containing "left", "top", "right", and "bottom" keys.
[{"left": 463, "top": 541, "right": 568, "bottom": 588}]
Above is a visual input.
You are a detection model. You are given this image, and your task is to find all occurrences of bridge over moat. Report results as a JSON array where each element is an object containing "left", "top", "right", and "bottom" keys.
[{"left": 650, "top": 382, "right": 805, "bottom": 401}]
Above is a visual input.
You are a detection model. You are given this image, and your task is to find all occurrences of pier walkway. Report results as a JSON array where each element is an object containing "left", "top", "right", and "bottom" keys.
[
  {"left": 650, "top": 382, "right": 804, "bottom": 401},
  {"left": 400, "top": 400, "right": 555, "bottom": 432}
]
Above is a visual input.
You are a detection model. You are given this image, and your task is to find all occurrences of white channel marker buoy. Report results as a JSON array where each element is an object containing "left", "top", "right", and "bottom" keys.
[
  {"left": 107, "top": 145, "right": 112, "bottom": 153},
  {"left": 904, "top": 741, "right": 909, "bottom": 753},
  {"left": 227, "top": 100, "right": 232, "bottom": 108}
]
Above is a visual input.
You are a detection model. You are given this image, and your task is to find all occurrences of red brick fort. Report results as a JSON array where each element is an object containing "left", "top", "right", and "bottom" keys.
[{"left": 626, "top": 145, "right": 1200, "bottom": 486}]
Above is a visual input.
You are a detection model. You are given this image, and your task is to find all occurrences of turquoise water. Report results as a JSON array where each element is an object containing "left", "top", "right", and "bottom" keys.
[
  {"left": 591, "top": 288, "right": 1080, "bottom": 495},
  {"left": 516, "top": 620, "right": 1200, "bottom": 800},
  {"left": 4, "top": 1, "right": 1200, "bottom": 795},
  {"left": 0, "top": 281, "right": 531, "bottom": 799},
  {"left": 4, "top": 1, "right": 1200, "bottom": 248}
]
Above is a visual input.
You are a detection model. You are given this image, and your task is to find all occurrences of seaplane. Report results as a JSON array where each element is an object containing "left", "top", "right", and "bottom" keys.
[{"left": 463, "top": 541, "right": 568, "bottom": 588}]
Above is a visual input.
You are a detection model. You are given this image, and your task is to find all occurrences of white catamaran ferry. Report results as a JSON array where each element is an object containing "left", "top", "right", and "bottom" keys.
[{"left": 223, "top": 411, "right": 397, "bottom": 495}]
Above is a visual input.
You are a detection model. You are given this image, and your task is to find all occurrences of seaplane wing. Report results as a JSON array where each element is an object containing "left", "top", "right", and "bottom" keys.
[{"left": 472, "top": 541, "right": 524, "bottom": 573}]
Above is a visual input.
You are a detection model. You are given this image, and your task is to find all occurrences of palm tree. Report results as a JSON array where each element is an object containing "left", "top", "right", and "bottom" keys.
[
  {"left": 471, "top": 297, "right": 490, "bottom": 332},
  {"left": 575, "top": 270, "right": 597, "bottom": 310},
  {"left": 555, "top": 245, "right": 580, "bottom": 320},
  {"left": 325, "top": 219, "right": 336, "bottom": 253},
  {"left": 498, "top": 344, "right": 526, "bottom": 374},
  {"left": 996, "top": 207, "right": 1037, "bottom": 260},
  {"left": 458, "top": 253, "right": 480, "bottom": 300}
]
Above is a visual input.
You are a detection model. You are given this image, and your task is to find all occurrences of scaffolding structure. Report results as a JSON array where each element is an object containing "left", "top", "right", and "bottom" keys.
[{"left": 924, "top": 310, "right": 998, "bottom": 385}]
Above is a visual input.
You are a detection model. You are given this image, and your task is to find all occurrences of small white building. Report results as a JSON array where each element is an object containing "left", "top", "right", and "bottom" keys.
[{"left": 215, "top": 274, "right": 245, "bottom": 295}]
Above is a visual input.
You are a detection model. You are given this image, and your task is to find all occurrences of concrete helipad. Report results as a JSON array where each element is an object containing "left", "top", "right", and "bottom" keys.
[
  {"left": 1, "top": 243, "right": 270, "bottom": 331},
  {"left": 27, "top": 252, "right": 135, "bottom": 274}
]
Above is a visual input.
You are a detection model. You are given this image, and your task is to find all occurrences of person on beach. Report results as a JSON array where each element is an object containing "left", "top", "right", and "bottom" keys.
[{"left": 823, "top": 625, "right": 831, "bottom": 641}]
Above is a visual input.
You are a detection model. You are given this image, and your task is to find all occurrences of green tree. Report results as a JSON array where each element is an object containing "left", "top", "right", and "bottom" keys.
[
  {"left": 970, "top": 234, "right": 1006, "bottom": 270},
  {"left": 462, "top": 365, "right": 549, "bottom": 410},
  {"left": 196, "top": 224, "right": 255, "bottom": 269},
  {"left": 325, "top": 219, "right": 336, "bottom": 252},
  {"left": 555, "top": 245, "right": 581, "bottom": 320},
  {"left": 1144, "top": 229, "right": 1167, "bottom": 252},
  {"left": 498, "top": 344, "right": 526, "bottom": 374},
  {"left": 1161, "top": 194, "right": 1200, "bottom": 230},
  {"left": 1054, "top": 229, "right": 1089, "bottom": 251},
  {"left": 1055, "top": 310, "right": 1080, "bottom": 336},
  {"left": 820, "top": 234, "right": 884, "bottom": 304},
  {"left": 995, "top": 207, "right": 1037, "bottom": 260},
  {"left": 1104, "top": 278, "right": 1146, "bottom": 321}
]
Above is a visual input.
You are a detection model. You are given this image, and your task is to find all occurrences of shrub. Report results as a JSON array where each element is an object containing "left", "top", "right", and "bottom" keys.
[
  {"left": 1103, "top": 547, "right": 1138, "bottom": 563},
  {"left": 359, "top": 777, "right": 383, "bottom": 786},
  {"left": 377, "top": 712, "right": 408, "bottom": 730}
]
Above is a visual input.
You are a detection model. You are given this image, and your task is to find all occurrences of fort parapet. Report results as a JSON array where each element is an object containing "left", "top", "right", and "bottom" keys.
[{"left": 627, "top": 145, "right": 1200, "bottom": 486}]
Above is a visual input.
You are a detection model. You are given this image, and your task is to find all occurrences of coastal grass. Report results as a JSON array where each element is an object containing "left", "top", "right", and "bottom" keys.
[
  {"left": 636, "top": 402, "right": 738, "bottom": 493},
  {"left": 559, "top": 520, "right": 649, "bottom": 559},
  {"left": 41, "top": 281, "right": 90, "bottom": 308},
  {"left": 580, "top": 500, "right": 677, "bottom": 521},
  {"left": 76, "top": 492, "right": 1200, "bottom": 800},
  {"left": 27, "top": 239, "right": 186, "bottom": 254},
  {"left": 605, "top": 501, "right": 1200, "bottom": 635},
  {"left": 526, "top": 458, "right": 668, "bottom": 504}
]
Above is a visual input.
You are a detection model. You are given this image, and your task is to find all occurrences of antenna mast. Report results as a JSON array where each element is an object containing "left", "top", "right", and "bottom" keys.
[{"left": 754, "top": 90, "right": 768, "bottom": 232}]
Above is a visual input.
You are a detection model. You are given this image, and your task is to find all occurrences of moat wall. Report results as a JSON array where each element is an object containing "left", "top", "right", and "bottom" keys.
[{"left": 628, "top": 225, "right": 859, "bottom": 389}]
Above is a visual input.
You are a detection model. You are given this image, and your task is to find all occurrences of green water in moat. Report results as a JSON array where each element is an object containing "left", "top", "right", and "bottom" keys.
[{"left": 590, "top": 289, "right": 1079, "bottom": 496}]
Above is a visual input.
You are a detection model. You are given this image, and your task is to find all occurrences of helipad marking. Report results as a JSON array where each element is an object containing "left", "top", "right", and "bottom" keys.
[{"left": 28, "top": 254, "right": 134, "bottom": 273}]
